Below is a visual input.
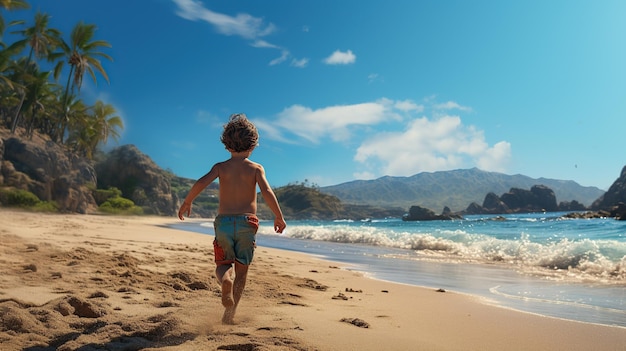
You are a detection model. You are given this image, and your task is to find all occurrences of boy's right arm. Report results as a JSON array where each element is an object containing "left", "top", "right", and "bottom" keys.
[{"left": 178, "top": 165, "right": 219, "bottom": 220}]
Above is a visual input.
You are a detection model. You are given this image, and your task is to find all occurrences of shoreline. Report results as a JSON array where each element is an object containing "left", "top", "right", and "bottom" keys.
[
  {"left": 1, "top": 210, "right": 624, "bottom": 350},
  {"left": 173, "top": 219, "right": 626, "bottom": 328}
]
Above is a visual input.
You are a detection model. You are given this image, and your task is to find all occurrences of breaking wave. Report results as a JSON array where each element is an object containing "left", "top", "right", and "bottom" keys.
[{"left": 257, "top": 215, "right": 626, "bottom": 284}]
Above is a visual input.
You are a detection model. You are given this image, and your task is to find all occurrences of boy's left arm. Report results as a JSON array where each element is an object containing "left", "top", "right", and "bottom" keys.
[{"left": 256, "top": 166, "right": 286, "bottom": 233}]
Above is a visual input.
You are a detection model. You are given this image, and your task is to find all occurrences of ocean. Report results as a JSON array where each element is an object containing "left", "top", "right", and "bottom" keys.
[{"left": 170, "top": 212, "right": 626, "bottom": 328}]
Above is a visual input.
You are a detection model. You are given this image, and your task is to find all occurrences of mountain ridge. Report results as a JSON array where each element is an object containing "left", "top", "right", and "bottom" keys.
[{"left": 320, "top": 168, "right": 604, "bottom": 212}]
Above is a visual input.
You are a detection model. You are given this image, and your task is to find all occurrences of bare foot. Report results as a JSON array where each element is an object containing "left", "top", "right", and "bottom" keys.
[
  {"left": 222, "top": 306, "right": 236, "bottom": 324},
  {"left": 221, "top": 278, "right": 235, "bottom": 308}
]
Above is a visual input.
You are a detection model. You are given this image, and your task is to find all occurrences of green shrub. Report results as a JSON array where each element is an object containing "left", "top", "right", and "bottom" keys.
[
  {"left": 93, "top": 187, "right": 123, "bottom": 205},
  {"left": 0, "top": 188, "right": 58, "bottom": 212},
  {"left": 0, "top": 188, "right": 41, "bottom": 207},
  {"left": 32, "top": 201, "right": 59, "bottom": 212},
  {"left": 99, "top": 196, "right": 143, "bottom": 215}
]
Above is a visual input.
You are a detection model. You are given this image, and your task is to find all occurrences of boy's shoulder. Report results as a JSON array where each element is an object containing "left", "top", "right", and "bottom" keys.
[{"left": 217, "top": 158, "right": 263, "bottom": 169}]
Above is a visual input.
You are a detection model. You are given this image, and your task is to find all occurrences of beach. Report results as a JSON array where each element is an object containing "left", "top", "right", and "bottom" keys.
[{"left": 1, "top": 210, "right": 624, "bottom": 351}]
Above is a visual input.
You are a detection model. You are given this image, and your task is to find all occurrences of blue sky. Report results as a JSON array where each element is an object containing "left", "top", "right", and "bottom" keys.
[{"left": 6, "top": 0, "right": 626, "bottom": 190}]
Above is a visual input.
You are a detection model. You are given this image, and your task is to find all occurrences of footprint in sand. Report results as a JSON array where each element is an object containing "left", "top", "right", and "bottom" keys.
[
  {"left": 340, "top": 317, "right": 370, "bottom": 328},
  {"left": 22, "top": 263, "right": 37, "bottom": 272},
  {"left": 88, "top": 291, "right": 109, "bottom": 298},
  {"left": 216, "top": 343, "right": 259, "bottom": 351}
]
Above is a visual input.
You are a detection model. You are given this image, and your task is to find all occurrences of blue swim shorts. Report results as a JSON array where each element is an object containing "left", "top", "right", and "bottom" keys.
[{"left": 213, "top": 214, "right": 259, "bottom": 266}]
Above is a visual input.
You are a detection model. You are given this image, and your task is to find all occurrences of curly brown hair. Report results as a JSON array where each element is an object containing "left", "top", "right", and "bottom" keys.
[{"left": 221, "top": 113, "right": 259, "bottom": 152}]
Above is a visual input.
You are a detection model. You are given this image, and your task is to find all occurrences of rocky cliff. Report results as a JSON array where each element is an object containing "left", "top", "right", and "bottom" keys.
[
  {"left": 95, "top": 145, "right": 177, "bottom": 215},
  {"left": 591, "top": 165, "right": 626, "bottom": 211},
  {"left": 0, "top": 129, "right": 97, "bottom": 213},
  {"left": 0, "top": 128, "right": 179, "bottom": 215}
]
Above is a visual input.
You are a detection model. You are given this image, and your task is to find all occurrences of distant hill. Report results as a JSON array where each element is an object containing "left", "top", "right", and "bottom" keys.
[
  {"left": 320, "top": 168, "right": 605, "bottom": 212},
  {"left": 257, "top": 184, "right": 405, "bottom": 220}
]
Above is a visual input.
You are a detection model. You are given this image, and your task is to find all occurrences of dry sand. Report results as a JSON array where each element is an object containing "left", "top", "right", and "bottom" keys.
[{"left": 0, "top": 209, "right": 624, "bottom": 351}]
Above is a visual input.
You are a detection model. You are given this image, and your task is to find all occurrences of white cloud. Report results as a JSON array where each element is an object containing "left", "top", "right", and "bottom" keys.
[
  {"left": 291, "top": 57, "right": 309, "bottom": 68},
  {"left": 269, "top": 50, "right": 290, "bottom": 65},
  {"left": 354, "top": 115, "right": 511, "bottom": 176},
  {"left": 368, "top": 73, "right": 380, "bottom": 83},
  {"left": 272, "top": 99, "right": 400, "bottom": 143},
  {"left": 323, "top": 50, "right": 356, "bottom": 65},
  {"left": 476, "top": 141, "right": 511, "bottom": 172},
  {"left": 173, "top": 0, "right": 275, "bottom": 39},
  {"left": 251, "top": 118, "right": 295, "bottom": 144},
  {"left": 257, "top": 97, "right": 510, "bottom": 178},
  {"left": 353, "top": 171, "right": 376, "bottom": 180},
  {"left": 394, "top": 100, "right": 424, "bottom": 113},
  {"left": 434, "top": 101, "right": 472, "bottom": 112},
  {"left": 251, "top": 40, "right": 279, "bottom": 49},
  {"left": 174, "top": 0, "right": 302, "bottom": 67}
]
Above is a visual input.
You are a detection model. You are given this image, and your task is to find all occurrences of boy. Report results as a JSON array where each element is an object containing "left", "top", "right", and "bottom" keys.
[{"left": 178, "top": 113, "right": 286, "bottom": 324}]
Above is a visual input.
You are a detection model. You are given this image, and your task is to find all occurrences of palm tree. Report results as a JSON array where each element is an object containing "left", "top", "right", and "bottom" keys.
[
  {"left": 10, "top": 12, "right": 61, "bottom": 62},
  {"left": 67, "top": 100, "right": 123, "bottom": 159},
  {"left": 89, "top": 100, "right": 123, "bottom": 151},
  {"left": 66, "top": 113, "right": 95, "bottom": 158},
  {"left": 0, "top": 49, "right": 24, "bottom": 127},
  {"left": 0, "top": 62, "right": 14, "bottom": 126},
  {"left": 33, "top": 84, "right": 62, "bottom": 137},
  {"left": 57, "top": 21, "right": 111, "bottom": 114},
  {"left": 0, "top": 21, "right": 26, "bottom": 124},
  {"left": 0, "top": 0, "right": 29, "bottom": 10},
  {"left": 9, "top": 11, "right": 62, "bottom": 133},
  {"left": 0, "top": 0, "right": 30, "bottom": 36},
  {"left": 51, "top": 92, "right": 83, "bottom": 143},
  {"left": 22, "top": 68, "right": 57, "bottom": 138},
  {"left": 0, "top": 0, "right": 29, "bottom": 126},
  {"left": 0, "top": 45, "right": 16, "bottom": 89}
]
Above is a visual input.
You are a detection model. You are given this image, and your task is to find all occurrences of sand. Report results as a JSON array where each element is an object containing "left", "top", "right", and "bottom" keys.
[{"left": 0, "top": 209, "right": 624, "bottom": 351}]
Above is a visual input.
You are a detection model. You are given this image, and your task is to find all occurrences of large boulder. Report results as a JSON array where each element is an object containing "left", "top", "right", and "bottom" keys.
[
  {"left": 0, "top": 132, "right": 97, "bottom": 213},
  {"left": 557, "top": 200, "right": 587, "bottom": 211},
  {"left": 500, "top": 185, "right": 557, "bottom": 212},
  {"left": 402, "top": 205, "right": 462, "bottom": 221},
  {"left": 530, "top": 185, "right": 558, "bottom": 211},
  {"left": 500, "top": 187, "right": 533, "bottom": 210},
  {"left": 610, "top": 202, "right": 626, "bottom": 220},
  {"left": 95, "top": 145, "right": 176, "bottom": 215},
  {"left": 482, "top": 192, "right": 510, "bottom": 214},
  {"left": 464, "top": 202, "right": 486, "bottom": 214},
  {"left": 463, "top": 185, "right": 560, "bottom": 215}
]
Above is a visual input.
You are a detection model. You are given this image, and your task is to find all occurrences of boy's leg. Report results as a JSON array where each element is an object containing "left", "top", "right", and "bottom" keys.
[
  {"left": 215, "top": 264, "right": 235, "bottom": 308},
  {"left": 221, "top": 261, "right": 249, "bottom": 324},
  {"left": 221, "top": 215, "right": 257, "bottom": 324},
  {"left": 232, "top": 261, "right": 249, "bottom": 307}
]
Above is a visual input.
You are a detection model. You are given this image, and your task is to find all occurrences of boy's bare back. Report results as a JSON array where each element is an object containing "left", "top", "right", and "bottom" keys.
[
  {"left": 214, "top": 155, "right": 263, "bottom": 215},
  {"left": 178, "top": 113, "right": 285, "bottom": 234}
]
